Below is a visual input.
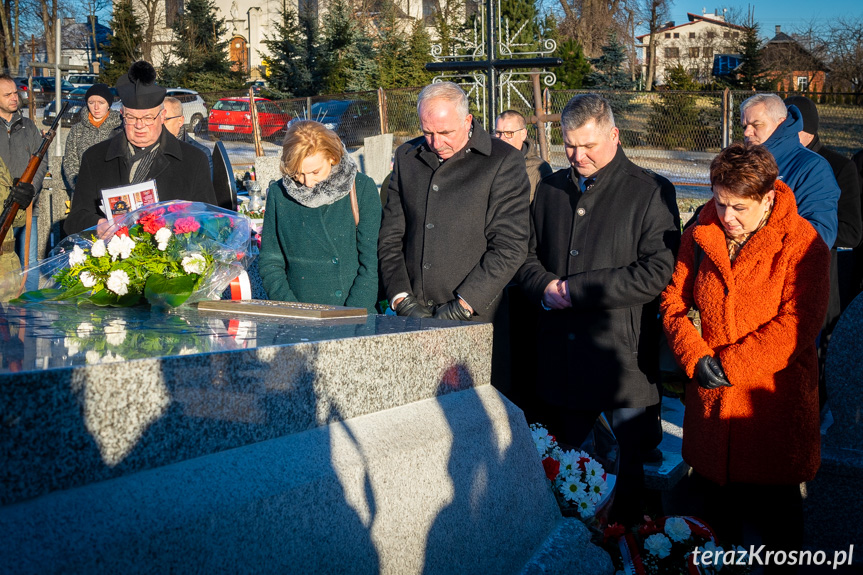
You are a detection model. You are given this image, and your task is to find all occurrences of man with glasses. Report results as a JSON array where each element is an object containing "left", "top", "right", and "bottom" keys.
[
  {"left": 494, "top": 110, "right": 552, "bottom": 203},
  {"left": 65, "top": 61, "right": 216, "bottom": 235},
  {"left": 163, "top": 96, "right": 213, "bottom": 178}
]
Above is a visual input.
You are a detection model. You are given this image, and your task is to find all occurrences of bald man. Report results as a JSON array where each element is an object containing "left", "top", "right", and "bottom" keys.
[{"left": 164, "top": 96, "right": 213, "bottom": 178}]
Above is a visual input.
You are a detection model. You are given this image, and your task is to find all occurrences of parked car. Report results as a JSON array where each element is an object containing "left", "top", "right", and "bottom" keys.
[
  {"left": 13, "top": 77, "right": 43, "bottom": 105},
  {"left": 43, "top": 87, "right": 119, "bottom": 127},
  {"left": 66, "top": 73, "right": 98, "bottom": 88},
  {"left": 308, "top": 99, "right": 380, "bottom": 147},
  {"left": 109, "top": 87, "right": 208, "bottom": 133},
  {"left": 208, "top": 97, "right": 291, "bottom": 140},
  {"left": 33, "top": 76, "right": 75, "bottom": 101}
]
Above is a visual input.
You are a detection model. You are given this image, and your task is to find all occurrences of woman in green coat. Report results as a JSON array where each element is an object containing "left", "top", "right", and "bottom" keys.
[{"left": 258, "top": 121, "right": 381, "bottom": 312}]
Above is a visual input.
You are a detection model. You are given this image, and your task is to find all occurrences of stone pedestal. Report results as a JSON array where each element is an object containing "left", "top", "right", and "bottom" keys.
[
  {"left": 0, "top": 303, "right": 611, "bottom": 574},
  {"left": 805, "top": 291, "right": 863, "bottom": 562}
]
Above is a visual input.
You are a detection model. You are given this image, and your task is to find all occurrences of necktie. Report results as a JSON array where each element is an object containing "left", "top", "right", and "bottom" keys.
[{"left": 582, "top": 178, "right": 595, "bottom": 193}]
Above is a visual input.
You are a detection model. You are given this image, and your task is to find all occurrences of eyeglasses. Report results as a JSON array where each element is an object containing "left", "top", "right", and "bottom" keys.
[
  {"left": 123, "top": 114, "right": 161, "bottom": 126},
  {"left": 165, "top": 115, "right": 183, "bottom": 120},
  {"left": 494, "top": 128, "right": 526, "bottom": 139}
]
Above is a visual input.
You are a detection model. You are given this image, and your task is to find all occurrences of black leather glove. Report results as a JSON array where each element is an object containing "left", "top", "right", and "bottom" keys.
[
  {"left": 9, "top": 182, "right": 36, "bottom": 209},
  {"left": 432, "top": 299, "right": 472, "bottom": 321},
  {"left": 394, "top": 295, "right": 433, "bottom": 318},
  {"left": 695, "top": 356, "right": 732, "bottom": 389}
]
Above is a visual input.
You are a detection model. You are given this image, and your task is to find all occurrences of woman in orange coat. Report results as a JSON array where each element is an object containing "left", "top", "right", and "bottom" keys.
[{"left": 661, "top": 143, "right": 830, "bottom": 558}]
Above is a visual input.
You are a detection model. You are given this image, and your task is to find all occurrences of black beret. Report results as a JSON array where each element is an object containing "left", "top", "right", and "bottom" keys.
[
  {"left": 115, "top": 60, "right": 166, "bottom": 110},
  {"left": 84, "top": 83, "right": 113, "bottom": 106},
  {"left": 784, "top": 96, "right": 819, "bottom": 135}
]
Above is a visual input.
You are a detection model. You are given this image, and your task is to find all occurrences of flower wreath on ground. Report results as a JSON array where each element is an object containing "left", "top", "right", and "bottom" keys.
[
  {"left": 601, "top": 515, "right": 751, "bottom": 575},
  {"left": 12, "top": 201, "right": 253, "bottom": 308},
  {"left": 529, "top": 422, "right": 615, "bottom": 523}
]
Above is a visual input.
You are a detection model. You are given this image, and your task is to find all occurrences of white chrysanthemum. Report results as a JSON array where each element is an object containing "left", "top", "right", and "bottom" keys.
[
  {"left": 664, "top": 516, "right": 692, "bottom": 543},
  {"left": 69, "top": 245, "right": 87, "bottom": 266},
  {"left": 181, "top": 253, "right": 207, "bottom": 275},
  {"left": 644, "top": 533, "right": 672, "bottom": 558},
  {"left": 576, "top": 496, "right": 596, "bottom": 519},
  {"left": 79, "top": 271, "right": 97, "bottom": 288},
  {"left": 558, "top": 450, "right": 581, "bottom": 477},
  {"left": 155, "top": 227, "right": 172, "bottom": 244},
  {"left": 104, "top": 319, "right": 127, "bottom": 347},
  {"left": 178, "top": 346, "right": 198, "bottom": 355},
  {"left": 106, "top": 269, "right": 130, "bottom": 295},
  {"left": 91, "top": 239, "right": 107, "bottom": 258},
  {"left": 85, "top": 350, "right": 101, "bottom": 364},
  {"left": 77, "top": 322, "right": 95, "bottom": 338},
  {"left": 702, "top": 541, "right": 725, "bottom": 570},
  {"left": 559, "top": 475, "right": 585, "bottom": 502},
  {"left": 101, "top": 350, "right": 126, "bottom": 363},
  {"left": 585, "top": 478, "right": 606, "bottom": 503},
  {"left": 583, "top": 458, "right": 604, "bottom": 479}
]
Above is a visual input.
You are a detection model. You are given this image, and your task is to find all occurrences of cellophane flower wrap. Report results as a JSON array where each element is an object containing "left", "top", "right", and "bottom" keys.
[
  {"left": 13, "top": 201, "right": 252, "bottom": 308},
  {"left": 530, "top": 422, "right": 617, "bottom": 523}
]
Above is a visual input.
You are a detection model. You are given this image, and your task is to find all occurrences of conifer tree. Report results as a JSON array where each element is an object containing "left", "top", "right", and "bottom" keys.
[
  {"left": 376, "top": 0, "right": 405, "bottom": 89},
  {"left": 262, "top": 4, "right": 310, "bottom": 96},
  {"left": 586, "top": 32, "right": 635, "bottom": 89},
  {"left": 735, "top": 16, "right": 766, "bottom": 90},
  {"left": 500, "top": 0, "right": 539, "bottom": 52},
  {"left": 400, "top": 20, "right": 435, "bottom": 87},
  {"left": 555, "top": 38, "right": 591, "bottom": 89},
  {"left": 99, "top": 0, "right": 142, "bottom": 85}
]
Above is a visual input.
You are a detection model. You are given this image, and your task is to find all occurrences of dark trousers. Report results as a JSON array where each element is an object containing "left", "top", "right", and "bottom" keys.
[
  {"left": 688, "top": 472, "right": 803, "bottom": 575},
  {"left": 542, "top": 402, "right": 662, "bottom": 525}
]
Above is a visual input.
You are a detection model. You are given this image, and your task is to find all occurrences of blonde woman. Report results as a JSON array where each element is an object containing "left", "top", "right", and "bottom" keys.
[{"left": 258, "top": 120, "right": 381, "bottom": 311}]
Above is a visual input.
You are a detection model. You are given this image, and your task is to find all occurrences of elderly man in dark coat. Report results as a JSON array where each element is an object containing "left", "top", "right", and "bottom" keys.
[
  {"left": 516, "top": 93, "right": 680, "bottom": 523},
  {"left": 65, "top": 61, "right": 216, "bottom": 236},
  {"left": 379, "top": 81, "right": 530, "bottom": 323}
]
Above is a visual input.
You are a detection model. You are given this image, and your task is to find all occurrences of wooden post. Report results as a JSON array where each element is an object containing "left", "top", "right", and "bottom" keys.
[
  {"left": 377, "top": 87, "right": 388, "bottom": 135},
  {"left": 530, "top": 71, "right": 549, "bottom": 162},
  {"left": 721, "top": 88, "right": 731, "bottom": 150},
  {"left": 249, "top": 87, "right": 264, "bottom": 157}
]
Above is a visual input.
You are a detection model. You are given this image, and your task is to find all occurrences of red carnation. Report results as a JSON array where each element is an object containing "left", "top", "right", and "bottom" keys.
[
  {"left": 173, "top": 217, "right": 201, "bottom": 234},
  {"left": 138, "top": 211, "right": 166, "bottom": 234},
  {"left": 115, "top": 226, "right": 129, "bottom": 237},
  {"left": 638, "top": 517, "right": 661, "bottom": 536},
  {"left": 603, "top": 523, "right": 626, "bottom": 542},
  {"left": 577, "top": 456, "right": 590, "bottom": 471},
  {"left": 167, "top": 203, "right": 189, "bottom": 213},
  {"left": 542, "top": 457, "right": 560, "bottom": 481}
]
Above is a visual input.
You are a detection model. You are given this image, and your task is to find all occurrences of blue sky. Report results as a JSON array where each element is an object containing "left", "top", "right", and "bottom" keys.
[{"left": 666, "top": 1, "right": 863, "bottom": 38}]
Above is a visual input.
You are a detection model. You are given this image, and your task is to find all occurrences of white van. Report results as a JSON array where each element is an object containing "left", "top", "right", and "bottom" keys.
[{"left": 66, "top": 73, "right": 99, "bottom": 88}]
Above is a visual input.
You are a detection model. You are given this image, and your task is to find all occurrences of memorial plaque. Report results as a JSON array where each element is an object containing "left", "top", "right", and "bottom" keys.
[{"left": 196, "top": 299, "right": 367, "bottom": 319}]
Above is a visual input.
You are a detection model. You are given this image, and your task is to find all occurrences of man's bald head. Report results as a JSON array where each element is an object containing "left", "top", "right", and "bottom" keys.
[{"left": 163, "top": 96, "right": 185, "bottom": 138}]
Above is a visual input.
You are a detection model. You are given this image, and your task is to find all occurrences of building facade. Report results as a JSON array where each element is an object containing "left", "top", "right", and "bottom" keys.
[{"left": 637, "top": 11, "right": 744, "bottom": 86}]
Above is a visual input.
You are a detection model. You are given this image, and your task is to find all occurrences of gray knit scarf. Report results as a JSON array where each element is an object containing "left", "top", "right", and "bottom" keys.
[{"left": 281, "top": 152, "right": 358, "bottom": 208}]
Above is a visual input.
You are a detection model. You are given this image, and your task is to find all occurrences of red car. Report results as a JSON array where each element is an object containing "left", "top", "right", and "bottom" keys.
[{"left": 207, "top": 97, "right": 291, "bottom": 140}]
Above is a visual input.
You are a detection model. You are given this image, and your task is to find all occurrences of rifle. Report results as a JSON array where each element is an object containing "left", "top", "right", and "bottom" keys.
[{"left": 0, "top": 101, "right": 69, "bottom": 255}]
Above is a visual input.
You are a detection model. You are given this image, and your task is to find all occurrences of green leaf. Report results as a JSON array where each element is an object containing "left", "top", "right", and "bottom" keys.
[
  {"left": 144, "top": 273, "right": 196, "bottom": 308},
  {"left": 10, "top": 288, "right": 65, "bottom": 303}
]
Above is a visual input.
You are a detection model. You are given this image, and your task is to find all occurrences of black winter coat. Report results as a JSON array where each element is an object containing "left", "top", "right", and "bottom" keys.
[
  {"left": 378, "top": 120, "right": 530, "bottom": 322},
  {"left": 516, "top": 146, "right": 680, "bottom": 410},
  {"left": 65, "top": 128, "right": 217, "bottom": 235}
]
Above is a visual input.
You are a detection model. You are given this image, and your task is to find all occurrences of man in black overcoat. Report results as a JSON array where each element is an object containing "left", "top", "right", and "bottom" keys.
[
  {"left": 65, "top": 61, "right": 216, "bottom": 236},
  {"left": 378, "top": 81, "right": 530, "bottom": 323},
  {"left": 516, "top": 93, "right": 680, "bottom": 523}
]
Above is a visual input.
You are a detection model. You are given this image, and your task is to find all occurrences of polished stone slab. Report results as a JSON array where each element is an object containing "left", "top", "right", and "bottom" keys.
[{"left": 0, "top": 302, "right": 491, "bottom": 505}]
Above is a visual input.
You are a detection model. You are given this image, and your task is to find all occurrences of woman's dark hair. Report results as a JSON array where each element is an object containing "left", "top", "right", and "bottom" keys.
[{"left": 709, "top": 142, "right": 779, "bottom": 201}]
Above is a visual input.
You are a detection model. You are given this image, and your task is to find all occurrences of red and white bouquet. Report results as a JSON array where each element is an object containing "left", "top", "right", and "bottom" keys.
[
  {"left": 13, "top": 201, "right": 252, "bottom": 308},
  {"left": 530, "top": 423, "right": 613, "bottom": 520}
]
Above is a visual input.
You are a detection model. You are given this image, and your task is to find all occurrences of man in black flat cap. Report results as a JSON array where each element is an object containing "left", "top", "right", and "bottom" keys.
[{"left": 65, "top": 60, "right": 217, "bottom": 235}]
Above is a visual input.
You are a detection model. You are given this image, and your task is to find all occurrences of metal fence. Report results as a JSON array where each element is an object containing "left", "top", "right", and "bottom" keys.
[{"left": 62, "top": 86, "right": 863, "bottom": 184}]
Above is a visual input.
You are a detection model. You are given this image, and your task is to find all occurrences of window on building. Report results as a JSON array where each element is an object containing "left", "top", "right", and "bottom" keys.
[
  {"left": 724, "top": 31, "right": 731, "bottom": 38},
  {"left": 733, "top": 32, "right": 739, "bottom": 38},
  {"left": 689, "top": 47, "right": 699, "bottom": 58},
  {"left": 707, "top": 31, "right": 716, "bottom": 39},
  {"left": 674, "top": 32, "right": 680, "bottom": 38},
  {"left": 689, "top": 32, "right": 696, "bottom": 38},
  {"left": 665, "top": 32, "right": 671, "bottom": 38},
  {"left": 797, "top": 76, "right": 809, "bottom": 90},
  {"left": 703, "top": 47, "right": 713, "bottom": 59},
  {"left": 665, "top": 47, "right": 680, "bottom": 58},
  {"left": 165, "top": 0, "right": 182, "bottom": 27}
]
